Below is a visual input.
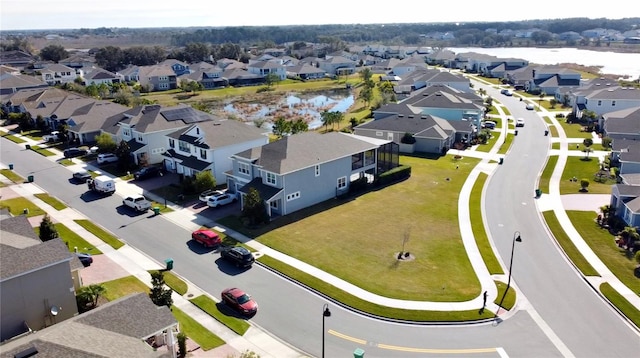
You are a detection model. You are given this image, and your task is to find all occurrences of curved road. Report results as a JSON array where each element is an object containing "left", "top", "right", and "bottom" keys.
[{"left": 2, "top": 89, "right": 639, "bottom": 358}]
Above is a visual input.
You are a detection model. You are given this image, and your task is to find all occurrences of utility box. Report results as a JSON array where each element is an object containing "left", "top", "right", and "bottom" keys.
[
  {"left": 354, "top": 348, "right": 365, "bottom": 358},
  {"left": 165, "top": 258, "right": 174, "bottom": 271}
]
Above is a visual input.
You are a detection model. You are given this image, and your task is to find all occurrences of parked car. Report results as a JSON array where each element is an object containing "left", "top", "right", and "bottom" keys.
[
  {"left": 63, "top": 147, "right": 88, "bottom": 158},
  {"left": 515, "top": 118, "right": 525, "bottom": 127},
  {"left": 42, "top": 131, "right": 60, "bottom": 142},
  {"left": 199, "top": 189, "right": 224, "bottom": 203},
  {"left": 97, "top": 153, "right": 118, "bottom": 164},
  {"left": 221, "top": 287, "right": 258, "bottom": 316},
  {"left": 220, "top": 246, "right": 255, "bottom": 268},
  {"left": 122, "top": 195, "right": 152, "bottom": 212},
  {"left": 526, "top": 103, "right": 535, "bottom": 110},
  {"left": 133, "top": 166, "right": 163, "bottom": 181},
  {"left": 192, "top": 229, "right": 222, "bottom": 247},
  {"left": 206, "top": 191, "right": 237, "bottom": 208},
  {"left": 482, "top": 121, "right": 497, "bottom": 129},
  {"left": 72, "top": 170, "right": 92, "bottom": 183},
  {"left": 76, "top": 252, "right": 93, "bottom": 267}
]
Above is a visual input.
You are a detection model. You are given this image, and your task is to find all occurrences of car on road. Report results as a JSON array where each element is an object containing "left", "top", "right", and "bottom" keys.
[
  {"left": 72, "top": 170, "right": 92, "bottom": 183},
  {"left": 525, "top": 103, "right": 535, "bottom": 110},
  {"left": 501, "top": 89, "right": 513, "bottom": 96},
  {"left": 482, "top": 121, "right": 497, "bottom": 129},
  {"left": 133, "top": 166, "right": 163, "bottom": 181},
  {"left": 199, "top": 189, "right": 224, "bottom": 203},
  {"left": 122, "top": 195, "right": 152, "bottom": 212},
  {"left": 515, "top": 118, "right": 525, "bottom": 127},
  {"left": 192, "top": 229, "right": 222, "bottom": 247},
  {"left": 206, "top": 191, "right": 237, "bottom": 208},
  {"left": 220, "top": 246, "right": 255, "bottom": 267},
  {"left": 76, "top": 252, "right": 93, "bottom": 267},
  {"left": 63, "top": 147, "right": 88, "bottom": 158},
  {"left": 97, "top": 153, "right": 118, "bottom": 164},
  {"left": 221, "top": 287, "right": 258, "bottom": 316}
]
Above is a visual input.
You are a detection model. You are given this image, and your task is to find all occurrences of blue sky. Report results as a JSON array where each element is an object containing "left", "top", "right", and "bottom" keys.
[{"left": 0, "top": 0, "right": 634, "bottom": 31}]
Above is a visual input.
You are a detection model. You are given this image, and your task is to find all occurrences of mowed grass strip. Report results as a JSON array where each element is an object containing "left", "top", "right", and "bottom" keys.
[
  {"left": 542, "top": 211, "right": 599, "bottom": 276},
  {"left": 34, "top": 193, "right": 67, "bottom": 210},
  {"left": 0, "top": 168, "right": 25, "bottom": 183},
  {"left": 567, "top": 211, "right": 640, "bottom": 294},
  {"left": 0, "top": 197, "right": 45, "bottom": 217},
  {"left": 538, "top": 155, "right": 559, "bottom": 194},
  {"left": 256, "top": 155, "right": 481, "bottom": 301},
  {"left": 74, "top": 219, "right": 125, "bottom": 249},
  {"left": 470, "top": 173, "right": 503, "bottom": 274},
  {"left": 599, "top": 282, "right": 640, "bottom": 328},
  {"left": 34, "top": 223, "right": 102, "bottom": 254},
  {"left": 189, "top": 295, "right": 250, "bottom": 336},
  {"left": 171, "top": 306, "right": 226, "bottom": 351}
]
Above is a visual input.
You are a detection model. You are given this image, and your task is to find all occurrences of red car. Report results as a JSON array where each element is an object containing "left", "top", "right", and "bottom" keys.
[
  {"left": 221, "top": 288, "right": 258, "bottom": 316},
  {"left": 191, "top": 229, "right": 222, "bottom": 247}
]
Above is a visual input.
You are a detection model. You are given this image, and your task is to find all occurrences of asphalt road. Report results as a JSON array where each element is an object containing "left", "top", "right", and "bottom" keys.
[{"left": 2, "top": 95, "right": 639, "bottom": 358}]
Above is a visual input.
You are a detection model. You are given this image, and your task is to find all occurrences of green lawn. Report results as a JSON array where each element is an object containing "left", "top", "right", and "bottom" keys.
[
  {"left": 74, "top": 219, "right": 125, "bottom": 249},
  {"left": 34, "top": 223, "right": 103, "bottom": 254},
  {"left": 0, "top": 168, "right": 25, "bottom": 183},
  {"left": 0, "top": 197, "right": 45, "bottom": 217},
  {"left": 474, "top": 132, "right": 500, "bottom": 153},
  {"left": 560, "top": 156, "right": 615, "bottom": 194},
  {"left": 101, "top": 275, "right": 150, "bottom": 301},
  {"left": 542, "top": 211, "right": 599, "bottom": 276},
  {"left": 600, "top": 282, "right": 640, "bottom": 328},
  {"left": 34, "top": 193, "right": 67, "bottom": 210},
  {"left": 1, "top": 133, "right": 26, "bottom": 143},
  {"left": 149, "top": 270, "right": 188, "bottom": 295},
  {"left": 470, "top": 173, "right": 503, "bottom": 274},
  {"left": 225, "top": 155, "right": 481, "bottom": 302},
  {"left": 539, "top": 155, "right": 559, "bottom": 194},
  {"left": 189, "top": 295, "right": 251, "bottom": 336},
  {"left": 567, "top": 211, "right": 640, "bottom": 294},
  {"left": 558, "top": 120, "right": 593, "bottom": 139},
  {"left": 29, "top": 145, "right": 56, "bottom": 157},
  {"left": 498, "top": 133, "right": 515, "bottom": 155},
  {"left": 171, "top": 306, "right": 226, "bottom": 351}
]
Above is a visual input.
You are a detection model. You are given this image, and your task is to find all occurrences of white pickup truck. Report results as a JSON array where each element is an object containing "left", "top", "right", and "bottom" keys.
[
  {"left": 122, "top": 195, "right": 152, "bottom": 212},
  {"left": 42, "top": 131, "right": 60, "bottom": 142}
]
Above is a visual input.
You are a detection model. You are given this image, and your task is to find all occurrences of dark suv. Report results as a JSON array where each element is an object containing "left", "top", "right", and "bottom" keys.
[
  {"left": 220, "top": 246, "right": 255, "bottom": 268},
  {"left": 133, "top": 166, "right": 162, "bottom": 181}
]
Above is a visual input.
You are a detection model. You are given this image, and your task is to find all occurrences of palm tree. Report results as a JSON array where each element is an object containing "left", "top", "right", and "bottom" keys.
[{"left": 77, "top": 284, "right": 106, "bottom": 308}]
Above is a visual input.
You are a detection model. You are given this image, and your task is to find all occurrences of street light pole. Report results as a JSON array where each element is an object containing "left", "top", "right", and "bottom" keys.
[
  {"left": 322, "top": 303, "right": 331, "bottom": 358},
  {"left": 497, "top": 231, "right": 522, "bottom": 312}
]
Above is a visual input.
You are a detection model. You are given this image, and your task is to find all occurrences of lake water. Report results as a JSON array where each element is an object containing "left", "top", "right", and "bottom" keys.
[
  {"left": 447, "top": 47, "right": 640, "bottom": 79},
  {"left": 221, "top": 90, "right": 354, "bottom": 130}
]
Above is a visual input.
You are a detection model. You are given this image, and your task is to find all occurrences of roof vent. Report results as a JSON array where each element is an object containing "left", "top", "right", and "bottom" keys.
[
  {"left": 398, "top": 114, "right": 404, "bottom": 118},
  {"left": 408, "top": 115, "right": 414, "bottom": 118}
]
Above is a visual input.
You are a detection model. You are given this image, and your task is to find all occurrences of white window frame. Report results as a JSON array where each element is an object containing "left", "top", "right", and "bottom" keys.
[
  {"left": 238, "top": 162, "right": 250, "bottom": 175},
  {"left": 286, "top": 191, "right": 300, "bottom": 201},
  {"left": 200, "top": 148, "right": 207, "bottom": 160},
  {"left": 315, "top": 165, "right": 320, "bottom": 177},
  {"left": 266, "top": 172, "right": 276, "bottom": 185},
  {"left": 337, "top": 176, "right": 347, "bottom": 189}
]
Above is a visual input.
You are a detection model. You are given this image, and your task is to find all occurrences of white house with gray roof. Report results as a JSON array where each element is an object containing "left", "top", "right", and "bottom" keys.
[
  {"left": 227, "top": 132, "right": 399, "bottom": 218},
  {"left": 163, "top": 119, "right": 269, "bottom": 183},
  {"left": 573, "top": 86, "right": 640, "bottom": 120}
]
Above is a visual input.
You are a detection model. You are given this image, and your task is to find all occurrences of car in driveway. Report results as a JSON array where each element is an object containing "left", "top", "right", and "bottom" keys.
[
  {"left": 220, "top": 246, "right": 255, "bottom": 267},
  {"left": 207, "top": 191, "right": 237, "bottom": 208},
  {"left": 72, "top": 170, "right": 92, "bottom": 182},
  {"left": 191, "top": 229, "right": 222, "bottom": 247},
  {"left": 97, "top": 153, "right": 118, "bottom": 164},
  {"left": 63, "top": 147, "right": 88, "bottom": 158},
  {"left": 221, "top": 287, "right": 258, "bottom": 316},
  {"left": 199, "top": 189, "right": 224, "bottom": 203},
  {"left": 482, "top": 121, "right": 497, "bottom": 129},
  {"left": 515, "top": 118, "right": 525, "bottom": 127},
  {"left": 133, "top": 166, "right": 163, "bottom": 181},
  {"left": 76, "top": 252, "right": 93, "bottom": 267}
]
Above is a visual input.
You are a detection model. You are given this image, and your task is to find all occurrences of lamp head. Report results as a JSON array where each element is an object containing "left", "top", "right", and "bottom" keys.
[
  {"left": 323, "top": 306, "right": 331, "bottom": 317},
  {"left": 514, "top": 232, "right": 522, "bottom": 242}
]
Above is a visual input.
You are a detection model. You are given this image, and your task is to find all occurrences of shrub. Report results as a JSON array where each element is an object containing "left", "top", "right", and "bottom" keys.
[
  {"left": 400, "top": 132, "right": 416, "bottom": 144},
  {"left": 376, "top": 165, "right": 412, "bottom": 186}
]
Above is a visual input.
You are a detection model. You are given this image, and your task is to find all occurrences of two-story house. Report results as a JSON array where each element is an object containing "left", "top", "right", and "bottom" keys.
[
  {"left": 247, "top": 60, "right": 287, "bottom": 80},
  {"left": 163, "top": 119, "right": 269, "bottom": 184},
  {"left": 573, "top": 86, "right": 640, "bottom": 121},
  {"left": 393, "top": 68, "right": 472, "bottom": 95},
  {"left": 1, "top": 215, "right": 83, "bottom": 342},
  {"left": 318, "top": 56, "right": 357, "bottom": 76},
  {"left": 227, "top": 132, "right": 399, "bottom": 218},
  {"left": 40, "top": 63, "right": 80, "bottom": 85},
  {"left": 101, "top": 104, "right": 213, "bottom": 166},
  {"left": 83, "top": 67, "right": 122, "bottom": 86},
  {"left": 138, "top": 65, "right": 178, "bottom": 92},
  {"left": 180, "top": 61, "right": 227, "bottom": 89}
]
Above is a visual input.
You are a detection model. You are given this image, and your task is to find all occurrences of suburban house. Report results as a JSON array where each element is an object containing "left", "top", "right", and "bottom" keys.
[
  {"left": 101, "top": 104, "right": 214, "bottom": 167},
  {"left": 318, "top": 56, "right": 357, "bottom": 76},
  {"left": 59, "top": 52, "right": 96, "bottom": 69},
  {"left": 180, "top": 61, "right": 227, "bottom": 89},
  {"left": 0, "top": 293, "right": 179, "bottom": 357},
  {"left": 83, "top": 67, "right": 122, "bottom": 86},
  {"left": 40, "top": 63, "right": 80, "bottom": 85},
  {"left": 221, "top": 68, "right": 264, "bottom": 87},
  {"left": 602, "top": 106, "right": 640, "bottom": 141},
  {"left": 572, "top": 86, "right": 640, "bottom": 120},
  {"left": 247, "top": 59, "right": 287, "bottom": 80},
  {"left": 610, "top": 183, "right": 640, "bottom": 227},
  {"left": 0, "top": 215, "right": 83, "bottom": 342},
  {"left": 0, "top": 50, "right": 35, "bottom": 70},
  {"left": 424, "top": 49, "right": 456, "bottom": 67},
  {"left": 397, "top": 86, "right": 484, "bottom": 128},
  {"left": 138, "top": 65, "right": 178, "bottom": 91},
  {"left": 118, "top": 65, "right": 141, "bottom": 82},
  {"left": 0, "top": 70, "right": 49, "bottom": 96},
  {"left": 286, "top": 63, "right": 326, "bottom": 80},
  {"left": 392, "top": 68, "right": 472, "bottom": 95},
  {"left": 163, "top": 119, "right": 269, "bottom": 183},
  {"left": 504, "top": 65, "right": 581, "bottom": 93},
  {"left": 452, "top": 52, "right": 528, "bottom": 78},
  {"left": 227, "top": 132, "right": 399, "bottom": 218},
  {"left": 159, "top": 59, "right": 192, "bottom": 76},
  {"left": 389, "top": 56, "right": 428, "bottom": 76}
]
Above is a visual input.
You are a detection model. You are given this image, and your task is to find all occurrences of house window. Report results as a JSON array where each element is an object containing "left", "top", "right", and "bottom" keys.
[
  {"left": 270, "top": 200, "right": 278, "bottom": 209},
  {"left": 123, "top": 129, "right": 130, "bottom": 137},
  {"left": 196, "top": 128, "right": 200, "bottom": 135},
  {"left": 238, "top": 162, "right": 250, "bottom": 175},
  {"left": 376, "top": 131, "right": 383, "bottom": 137},
  {"left": 597, "top": 100, "right": 602, "bottom": 106},
  {"left": 612, "top": 100, "right": 616, "bottom": 107},
  {"left": 337, "top": 176, "right": 347, "bottom": 189},
  {"left": 137, "top": 133, "right": 144, "bottom": 142},
  {"left": 286, "top": 192, "right": 300, "bottom": 201},
  {"left": 265, "top": 172, "right": 276, "bottom": 185},
  {"left": 178, "top": 141, "right": 189, "bottom": 152},
  {"left": 169, "top": 139, "right": 175, "bottom": 148},
  {"left": 315, "top": 165, "right": 320, "bottom": 177},
  {"left": 200, "top": 148, "right": 207, "bottom": 160}
]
